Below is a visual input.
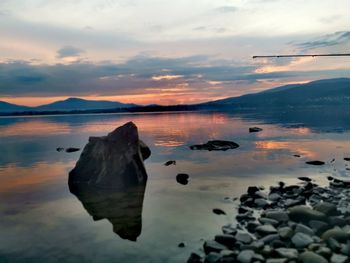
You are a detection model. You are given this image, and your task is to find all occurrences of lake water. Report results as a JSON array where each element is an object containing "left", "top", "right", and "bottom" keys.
[{"left": 1, "top": 110, "right": 350, "bottom": 262}]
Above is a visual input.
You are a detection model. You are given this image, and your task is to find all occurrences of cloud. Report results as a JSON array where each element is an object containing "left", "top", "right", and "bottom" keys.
[
  {"left": 297, "top": 31, "right": 350, "bottom": 50},
  {"left": 2, "top": 54, "right": 349, "bottom": 103},
  {"left": 56, "top": 46, "right": 85, "bottom": 58},
  {"left": 214, "top": 6, "right": 237, "bottom": 13}
]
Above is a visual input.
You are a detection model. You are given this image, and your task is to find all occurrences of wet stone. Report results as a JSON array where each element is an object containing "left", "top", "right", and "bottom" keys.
[
  {"left": 235, "top": 232, "right": 253, "bottom": 244},
  {"left": 295, "top": 223, "right": 314, "bottom": 236},
  {"left": 314, "top": 202, "right": 339, "bottom": 216},
  {"left": 299, "top": 251, "right": 328, "bottom": 263},
  {"left": 203, "top": 240, "right": 227, "bottom": 254},
  {"left": 330, "top": 253, "right": 348, "bottom": 263},
  {"left": 291, "top": 232, "right": 313, "bottom": 248},
  {"left": 259, "top": 217, "right": 279, "bottom": 226},
  {"left": 187, "top": 253, "right": 202, "bottom": 263},
  {"left": 264, "top": 210, "right": 289, "bottom": 223},
  {"left": 278, "top": 226, "right": 293, "bottom": 239},
  {"left": 204, "top": 252, "right": 221, "bottom": 263},
  {"left": 255, "top": 225, "right": 277, "bottom": 236},
  {"left": 237, "top": 249, "right": 255, "bottom": 263},
  {"left": 214, "top": 234, "right": 236, "bottom": 248},
  {"left": 274, "top": 248, "right": 298, "bottom": 259}
]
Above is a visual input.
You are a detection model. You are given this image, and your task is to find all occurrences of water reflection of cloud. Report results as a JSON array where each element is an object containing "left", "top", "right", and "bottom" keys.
[
  {"left": 0, "top": 161, "right": 72, "bottom": 192},
  {"left": 0, "top": 119, "right": 72, "bottom": 136},
  {"left": 255, "top": 141, "right": 316, "bottom": 159}
]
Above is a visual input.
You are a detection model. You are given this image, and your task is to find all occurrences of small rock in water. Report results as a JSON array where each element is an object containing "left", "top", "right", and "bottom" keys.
[
  {"left": 164, "top": 160, "right": 176, "bottom": 166},
  {"left": 213, "top": 208, "right": 226, "bottom": 215},
  {"left": 249, "top": 127, "right": 263, "bottom": 133},
  {"left": 306, "top": 160, "right": 325, "bottom": 165},
  {"left": 190, "top": 140, "right": 239, "bottom": 151},
  {"left": 298, "top": 176, "right": 312, "bottom": 182},
  {"left": 344, "top": 157, "right": 350, "bottom": 161},
  {"left": 176, "top": 173, "right": 189, "bottom": 185},
  {"left": 65, "top": 147, "right": 80, "bottom": 153},
  {"left": 178, "top": 242, "right": 185, "bottom": 248},
  {"left": 293, "top": 154, "right": 301, "bottom": 158},
  {"left": 56, "top": 147, "right": 64, "bottom": 152}
]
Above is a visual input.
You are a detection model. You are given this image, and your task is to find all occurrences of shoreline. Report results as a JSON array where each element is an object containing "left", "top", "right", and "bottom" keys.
[{"left": 188, "top": 176, "right": 350, "bottom": 263}]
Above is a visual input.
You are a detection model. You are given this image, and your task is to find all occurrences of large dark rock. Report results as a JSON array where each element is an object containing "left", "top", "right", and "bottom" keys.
[
  {"left": 69, "top": 122, "right": 150, "bottom": 189},
  {"left": 68, "top": 122, "right": 150, "bottom": 241},
  {"left": 190, "top": 140, "right": 239, "bottom": 151}
]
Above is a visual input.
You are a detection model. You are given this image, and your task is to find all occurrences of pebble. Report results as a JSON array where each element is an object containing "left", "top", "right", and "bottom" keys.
[
  {"left": 299, "top": 251, "right": 328, "bottom": 263},
  {"left": 256, "top": 225, "right": 277, "bottom": 236},
  {"left": 291, "top": 232, "right": 313, "bottom": 248},
  {"left": 236, "top": 250, "right": 255, "bottom": 263},
  {"left": 274, "top": 248, "right": 298, "bottom": 259}
]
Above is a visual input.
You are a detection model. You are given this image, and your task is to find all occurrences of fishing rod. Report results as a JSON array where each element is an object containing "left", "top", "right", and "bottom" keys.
[{"left": 252, "top": 53, "right": 350, "bottom": 59}]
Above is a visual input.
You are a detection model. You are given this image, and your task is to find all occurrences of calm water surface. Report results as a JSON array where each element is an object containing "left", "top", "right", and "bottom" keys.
[{"left": 0, "top": 111, "right": 349, "bottom": 262}]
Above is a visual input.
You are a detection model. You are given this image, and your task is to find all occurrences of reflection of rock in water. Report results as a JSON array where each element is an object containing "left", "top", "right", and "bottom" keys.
[
  {"left": 68, "top": 122, "right": 150, "bottom": 241},
  {"left": 69, "top": 184, "right": 146, "bottom": 241}
]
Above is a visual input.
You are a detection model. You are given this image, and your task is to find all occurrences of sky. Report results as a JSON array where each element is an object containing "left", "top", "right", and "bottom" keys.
[{"left": 1, "top": 0, "right": 350, "bottom": 106}]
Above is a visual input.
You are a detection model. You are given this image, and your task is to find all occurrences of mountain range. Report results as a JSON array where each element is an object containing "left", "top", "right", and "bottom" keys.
[
  {"left": 1, "top": 78, "right": 350, "bottom": 114},
  {"left": 0, "top": 98, "right": 137, "bottom": 113},
  {"left": 203, "top": 78, "right": 350, "bottom": 108}
]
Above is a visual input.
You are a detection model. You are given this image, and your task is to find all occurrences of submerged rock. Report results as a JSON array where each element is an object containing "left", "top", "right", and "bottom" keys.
[
  {"left": 249, "top": 127, "right": 263, "bottom": 133},
  {"left": 306, "top": 160, "right": 325, "bottom": 165},
  {"left": 69, "top": 122, "right": 149, "bottom": 189},
  {"left": 56, "top": 147, "right": 64, "bottom": 152},
  {"left": 190, "top": 140, "right": 239, "bottom": 151}
]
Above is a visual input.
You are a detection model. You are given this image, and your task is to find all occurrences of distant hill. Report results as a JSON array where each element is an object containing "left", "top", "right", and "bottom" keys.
[
  {"left": 203, "top": 78, "right": 350, "bottom": 108},
  {"left": 0, "top": 98, "right": 138, "bottom": 113},
  {"left": 35, "top": 98, "right": 137, "bottom": 111},
  {"left": 0, "top": 101, "right": 31, "bottom": 113}
]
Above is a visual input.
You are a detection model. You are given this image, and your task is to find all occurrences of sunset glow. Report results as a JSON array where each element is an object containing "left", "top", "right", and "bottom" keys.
[{"left": 1, "top": 0, "right": 350, "bottom": 105}]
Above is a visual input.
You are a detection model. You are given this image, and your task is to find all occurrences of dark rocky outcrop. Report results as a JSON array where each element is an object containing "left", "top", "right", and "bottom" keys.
[
  {"left": 68, "top": 122, "right": 150, "bottom": 241},
  {"left": 69, "top": 122, "right": 150, "bottom": 189},
  {"left": 190, "top": 140, "right": 239, "bottom": 151}
]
